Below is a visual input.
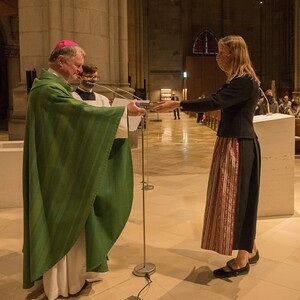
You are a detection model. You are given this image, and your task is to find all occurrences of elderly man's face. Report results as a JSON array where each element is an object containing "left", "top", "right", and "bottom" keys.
[{"left": 59, "top": 52, "right": 84, "bottom": 82}]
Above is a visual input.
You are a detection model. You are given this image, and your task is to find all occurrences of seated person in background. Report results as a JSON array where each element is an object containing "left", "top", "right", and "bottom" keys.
[
  {"left": 257, "top": 89, "right": 278, "bottom": 115},
  {"left": 73, "top": 64, "right": 110, "bottom": 107},
  {"left": 278, "top": 95, "right": 293, "bottom": 115},
  {"left": 277, "top": 97, "right": 283, "bottom": 105},
  {"left": 291, "top": 101, "right": 300, "bottom": 118},
  {"left": 294, "top": 96, "right": 300, "bottom": 105}
]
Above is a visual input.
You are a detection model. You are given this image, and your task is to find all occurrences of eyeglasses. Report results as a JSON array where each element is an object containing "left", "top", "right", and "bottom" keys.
[{"left": 81, "top": 74, "right": 99, "bottom": 80}]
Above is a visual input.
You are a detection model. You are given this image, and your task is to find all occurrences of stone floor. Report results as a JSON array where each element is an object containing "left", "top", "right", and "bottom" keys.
[{"left": 1, "top": 112, "right": 300, "bottom": 299}]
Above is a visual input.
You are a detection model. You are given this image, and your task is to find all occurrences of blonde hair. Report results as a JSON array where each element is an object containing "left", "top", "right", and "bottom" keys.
[{"left": 219, "top": 35, "right": 260, "bottom": 84}]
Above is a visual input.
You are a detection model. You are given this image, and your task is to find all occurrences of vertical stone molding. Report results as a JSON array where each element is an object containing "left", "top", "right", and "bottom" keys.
[
  {"left": 118, "top": 0, "right": 129, "bottom": 84},
  {"left": 106, "top": 0, "right": 129, "bottom": 85},
  {"left": 18, "top": 0, "right": 47, "bottom": 83},
  {"left": 128, "top": 0, "right": 145, "bottom": 90},
  {"left": 10, "top": 0, "right": 46, "bottom": 140}
]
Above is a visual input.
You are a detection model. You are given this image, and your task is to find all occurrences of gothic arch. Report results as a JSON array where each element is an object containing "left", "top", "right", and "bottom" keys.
[{"left": 193, "top": 30, "right": 218, "bottom": 55}]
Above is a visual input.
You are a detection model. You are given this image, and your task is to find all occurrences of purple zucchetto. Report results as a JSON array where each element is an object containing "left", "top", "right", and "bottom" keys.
[{"left": 55, "top": 40, "right": 78, "bottom": 49}]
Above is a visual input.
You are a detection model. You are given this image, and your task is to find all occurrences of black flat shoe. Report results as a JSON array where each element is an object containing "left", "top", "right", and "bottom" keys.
[
  {"left": 213, "top": 262, "right": 250, "bottom": 278},
  {"left": 249, "top": 250, "right": 260, "bottom": 264}
]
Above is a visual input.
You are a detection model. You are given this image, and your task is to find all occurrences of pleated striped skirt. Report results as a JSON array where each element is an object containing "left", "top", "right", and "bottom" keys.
[{"left": 201, "top": 137, "right": 261, "bottom": 255}]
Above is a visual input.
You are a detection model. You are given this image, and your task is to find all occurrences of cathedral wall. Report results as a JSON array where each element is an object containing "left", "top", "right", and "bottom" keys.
[{"left": 141, "top": 0, "right": 294, "bottom": 101}]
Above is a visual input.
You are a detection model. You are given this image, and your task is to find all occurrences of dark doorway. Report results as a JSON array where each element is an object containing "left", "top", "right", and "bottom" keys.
[{"left": 185, "top": 56, "right": 225, "bottom": 99}]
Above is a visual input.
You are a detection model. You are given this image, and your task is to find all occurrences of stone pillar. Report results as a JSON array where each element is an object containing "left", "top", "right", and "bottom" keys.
[
  {"left": 18, "top": 1, "right": 50, "bottom": 82},
  {"left": 9, "top": 0, "right": 49, "bottom": 140},
  {"left": 294, "top": 0, "right": 300, "bottom": 97},
  {"left": 128, "top": 0, "right": 146, "bottom": 90},
  {"left": 106, "top": 0, "right": 129, "bottom": 85},
  {"left": 118, "top": 0, "right": 129, "bottom": 84}
]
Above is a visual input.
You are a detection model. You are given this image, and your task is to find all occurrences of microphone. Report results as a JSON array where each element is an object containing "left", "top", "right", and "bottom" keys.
[
  {"left": 259, "top": 87, "right": 272, "bottom": 116},
  {"left": 89, "top": 82, "right": 128, "bottom": 99},
  {"left": 117, "top": 87, "right": 144, "bottom": 101},
  {"left": 88, "top": 82, "right": 150, "bottom": 108},
  {"left": 117, "top": 87, "right": 151, "bottom": 109}
]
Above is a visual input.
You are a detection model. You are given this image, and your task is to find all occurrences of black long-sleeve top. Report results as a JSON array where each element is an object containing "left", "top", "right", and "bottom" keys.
[{"left": 180, "top": 75, "right": 260, "bottom": 138}]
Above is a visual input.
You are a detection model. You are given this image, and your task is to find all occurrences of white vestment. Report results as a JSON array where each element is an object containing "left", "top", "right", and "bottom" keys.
[
  {"left": 43, "top": 233, "right": 104, "bottom": 300},
  {"left": 72, "top": 91, "right": 128, "bottom": 138}
]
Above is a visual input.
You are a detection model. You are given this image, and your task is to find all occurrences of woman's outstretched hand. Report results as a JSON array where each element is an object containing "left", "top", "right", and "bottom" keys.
[{"left": 151, "top": 100, "right": 180, "bottom": 112}]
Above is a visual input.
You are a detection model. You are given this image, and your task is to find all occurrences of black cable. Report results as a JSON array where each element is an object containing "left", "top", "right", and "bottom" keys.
[{"left": 137, "top": 273, "right": 152, "bottom": 298}]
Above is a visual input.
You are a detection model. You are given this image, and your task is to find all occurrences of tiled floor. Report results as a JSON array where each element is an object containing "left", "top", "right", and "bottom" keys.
[{"left": 1, "top": 113, "right": 300, "bottom": 299}]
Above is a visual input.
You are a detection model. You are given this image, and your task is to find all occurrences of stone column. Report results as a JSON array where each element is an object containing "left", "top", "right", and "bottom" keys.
[
  {"left": 118, "top": 0, "right": 129, "bottom": 84},
  {"left": 294, "top": 0, "right": 300, "bottom": 97},
  {"left": 9, "top": 0, "right": 47, "bottom": 140},
  {"left": 106, "top": 0, "right": 129, "bottom": 85},
  {"left": 128, "top": 0, "right": 145, "bottom": 90}
]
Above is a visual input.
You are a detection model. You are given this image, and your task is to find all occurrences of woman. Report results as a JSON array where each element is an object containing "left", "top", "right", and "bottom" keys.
[{"left": 153, "top": 35, "right": 260, "bottom": 278}]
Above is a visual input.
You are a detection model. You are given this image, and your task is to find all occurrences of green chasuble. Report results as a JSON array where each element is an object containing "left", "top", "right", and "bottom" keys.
[{"left": 23, "top": 69, "right": 133, "bottom": 289}]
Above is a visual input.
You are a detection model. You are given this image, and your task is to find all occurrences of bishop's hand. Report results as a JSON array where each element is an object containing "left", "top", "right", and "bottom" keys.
[{"left": 127, "top": 100, "right": 146, "bottom": 116}]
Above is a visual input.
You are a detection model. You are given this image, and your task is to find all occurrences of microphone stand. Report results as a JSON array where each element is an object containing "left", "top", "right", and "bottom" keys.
[
  {"left": 116, "top": 87, "right": 149, "bottom": 103},
  {"left": 133, "top": 114, "right": 156, "bottom": 277},
  {"left": 91, "top": 82, "right": 156, "bottom": 277},
  {"left": 117, "top": 88, "right": 154, "bottom": 191},
  {"left": 88, "top": 82, "right": 128, "bottom": 99}
]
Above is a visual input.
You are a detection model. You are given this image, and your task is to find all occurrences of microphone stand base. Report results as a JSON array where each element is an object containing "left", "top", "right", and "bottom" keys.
[
  {"left": 133, "top": 263, "right": 156, "bottom": 277},
  {"left": 144, "top": 184, "right": 154, "bottom": 191}
]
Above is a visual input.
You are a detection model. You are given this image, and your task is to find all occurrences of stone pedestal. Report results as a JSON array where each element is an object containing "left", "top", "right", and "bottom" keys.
[
  {"left": 0, "top": 141, "right": 23, "bottom": 208},
  {"left": 8, "top": 83, "right": 27, "bottom": 140},
  {"left": 254, "top": 113, "right": 294, "bottom": 217}
]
